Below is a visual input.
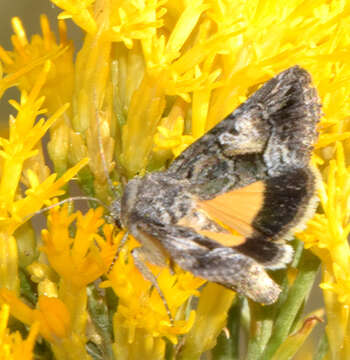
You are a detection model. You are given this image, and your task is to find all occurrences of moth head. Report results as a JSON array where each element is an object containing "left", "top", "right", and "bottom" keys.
[{"left": 120, "top": 177, "right": 143, "bottom": 229}]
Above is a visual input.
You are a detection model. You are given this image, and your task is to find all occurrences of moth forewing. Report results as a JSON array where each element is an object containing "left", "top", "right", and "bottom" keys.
[{"left": 119, "top": 65, "right": 321, "bottom": 305}]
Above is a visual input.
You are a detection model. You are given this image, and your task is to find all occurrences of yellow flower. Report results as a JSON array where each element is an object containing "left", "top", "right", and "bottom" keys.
[
  {"left": 0, "top": 303, "right": 38, "bottom": 360},
  {"left": 41, "top": 204, "right": 116, "bottom": 288},
  {"left": 299, "top": 142, "right": 350, "bottom": 357},
  {"left": 0, "top": 289, "right": 90, "bottom": 360},
  {"left": 0, "top": 61, "right": 87, "bottom": 293},
  {"left": 101, "top": 231, "right": 204, "bottom": 350},
  {"left": 0, "top": 15, "right": 75, "bottom": 175},
  {"left": 154, "top": 115, "right": 195, "bottom": 157},
  {"left": 0, "top": 16, "right": 73, "bottom": 113}
]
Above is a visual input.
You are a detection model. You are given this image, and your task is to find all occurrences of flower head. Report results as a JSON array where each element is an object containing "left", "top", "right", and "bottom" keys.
[
  {"left": 0, "top": 303, "right": 38, "bottom": 360},
  {"left": 41, "top": 204, "right": 117, "bottom": 288},
  {"left": 0, "top": 15, "right": 74, "bottom": 113},
  {"left": 101, "top": 232, "right": 204, "bottom": 345}
]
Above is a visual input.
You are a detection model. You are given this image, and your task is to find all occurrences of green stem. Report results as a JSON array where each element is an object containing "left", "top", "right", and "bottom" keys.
[
  {"left": 260, "top": 250, "right": 320, "bottom": 360},
  {"left": 314, "top": 331, "right": 329, "bottom": 360},
  {"left": 245, "top": 301, "right": 277, "bottom": 360},
  {"left": 178, "top": 284, "right": 235, "bottom": 360},
  {"left": 212, "top": 297, "right": 242, "bottom": 360},
  {"left": 87, "top": 284, "right": 114, "bottom": 360},
  {"left": 245, "top": 258, "right": 291, "bottom": 359}
]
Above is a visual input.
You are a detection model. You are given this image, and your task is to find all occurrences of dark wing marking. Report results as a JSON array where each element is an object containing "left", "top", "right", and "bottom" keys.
[
  {"left": 167, "top": 66, "right": 321, "bottom": 198},
  {"left": 251, "top": 167, "right": 318, "bottom": 241},
  {"left": 235, "top": 167, "right": 319, "bottom": 268},
  {"left": 133, "top": 219, "right": 281, "bottom": 305},
  {"left": 194, "top": 167, "right": 318, "bottom": 268}
]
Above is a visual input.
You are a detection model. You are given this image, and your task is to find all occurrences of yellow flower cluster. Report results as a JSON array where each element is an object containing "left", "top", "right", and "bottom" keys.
[
  {"left": 298, "top": 142, "right": 350, "bottom": 358},
  {"left": 101, "top": 232, "right": 202, "bottom": 345},
  {"left": 0, "top": 0, "right": 349, "bottom": 358},
  {"left": 0, "top": 304, "right": 38, "bottom": 360}
]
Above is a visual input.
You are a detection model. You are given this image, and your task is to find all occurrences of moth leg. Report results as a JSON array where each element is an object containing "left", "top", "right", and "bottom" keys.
[
  {"left": 107, "top": 231, "right": 129, "bottom": 274},
  {"left": 131, "top": 247, "right": 174, "bottom": 323}
]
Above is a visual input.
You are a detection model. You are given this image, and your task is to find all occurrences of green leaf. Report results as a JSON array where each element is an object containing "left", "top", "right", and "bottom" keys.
[
  {"left": 244, "top": 240, "right": 303, "bottom": 360},
  {"left": 178, "top": 283, "right": 235, "bottom": 360},
  {"left": 272, "top": 312, "right": 322, "bottom": 360},
  {"left": 212, "top": 296, "right": 242, "bottom": 360},
  {"left": 314, "top": 331, "right": 329, "bottom": 360},
  {"left": 19, "top": 268, "right": 37, "bottom": 305}
]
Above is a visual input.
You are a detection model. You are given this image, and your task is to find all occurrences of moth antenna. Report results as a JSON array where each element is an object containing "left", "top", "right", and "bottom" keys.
[{"left": 26, "top": 196, "right": 109, "bottom": 221}]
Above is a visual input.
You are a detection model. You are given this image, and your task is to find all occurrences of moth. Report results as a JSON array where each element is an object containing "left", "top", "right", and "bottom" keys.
[{"left": 111, "top": 66, "right": 321, "bottom": 305}]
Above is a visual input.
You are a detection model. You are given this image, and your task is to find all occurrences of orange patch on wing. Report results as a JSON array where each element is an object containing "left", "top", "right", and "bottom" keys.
[
  {"left": 197, "top": 230, "right": 246, "bottom": 246},
  {"left": 197, "top": 181, "right": 265, "bottom": 237},
  {"left": 177, "top": 210, "right": 246, "bottom": 247}
]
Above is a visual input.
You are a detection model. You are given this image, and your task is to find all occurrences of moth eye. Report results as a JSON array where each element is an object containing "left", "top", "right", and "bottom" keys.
[
  {"left": 218, "top": 132, "right": 236, "bottom": 145},
  {"left": 114, "top": 217, "right": 122, "bottom": 228}
]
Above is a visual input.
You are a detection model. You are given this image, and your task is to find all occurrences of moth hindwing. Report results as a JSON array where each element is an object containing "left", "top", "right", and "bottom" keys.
[{"left": 118, "top": 65, "right": 321, "bottom": 305}]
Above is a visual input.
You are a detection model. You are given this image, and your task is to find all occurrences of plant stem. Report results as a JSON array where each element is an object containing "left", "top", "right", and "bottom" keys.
[{"left": 260, "top": 250, "right": 320, "bottom": 360}]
